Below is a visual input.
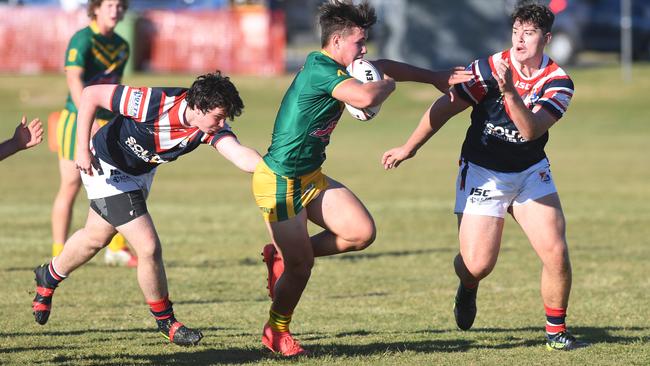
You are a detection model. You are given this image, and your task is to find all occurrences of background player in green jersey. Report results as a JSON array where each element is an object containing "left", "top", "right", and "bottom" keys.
[
  {"left": 254, "top": 0, "right": 473, "bottom": 356},
  {"left": 51, "top": 0, "right": 136, "bottom": 266}
]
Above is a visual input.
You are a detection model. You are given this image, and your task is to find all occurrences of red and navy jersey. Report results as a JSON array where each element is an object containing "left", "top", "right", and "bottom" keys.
[
  {"left": 453, "top": 49, "right": 574, "bottom": 172},
  {"left": 92, "top": 85, "right": 236, "bottom": 175}
]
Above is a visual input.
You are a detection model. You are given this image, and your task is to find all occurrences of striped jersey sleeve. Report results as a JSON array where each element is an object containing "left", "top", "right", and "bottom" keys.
[
  {"left": 110, "top": 85, "right": 155, "bottom": 122},
  {"left": 537, "top": 77, "right": 574, "bottom": 119},
  {"left": 453, "top": 58, "right": 493, "bottom": 105},
  {"left": 203, "top": 123, "right": 237, "bottom": 147}
]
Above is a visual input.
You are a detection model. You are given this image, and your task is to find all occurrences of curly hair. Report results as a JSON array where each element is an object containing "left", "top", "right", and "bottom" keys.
[
  {"left": 186, "top": 71, "right": 244, "bottom": 121},
  {"left": 511, "top": 2, "right": 555, "bottom": 33},
  {"left": 87, "top": 0, "right": 129, "bottom": 19},
  {"left": 318, "top": 0, "right": 377, "bottom": 47}
]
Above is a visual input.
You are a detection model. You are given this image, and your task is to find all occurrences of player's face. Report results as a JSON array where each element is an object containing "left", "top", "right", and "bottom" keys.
[
  {"left": 511, "top": 20, "right": 549, "bottom": 64},
  {"left": 95, "top": 0, "right": 126, "bottom": 30},
  {"left": 339, "top": 27, "right": 368, "bottom": 66},
  {"left": 195, "top": 107, "right": 228, "bottom": 134}
]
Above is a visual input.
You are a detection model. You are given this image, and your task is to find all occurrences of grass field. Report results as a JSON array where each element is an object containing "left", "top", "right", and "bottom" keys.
[{"left": 1, "top": 64, "right": 649, "bottom": 365}]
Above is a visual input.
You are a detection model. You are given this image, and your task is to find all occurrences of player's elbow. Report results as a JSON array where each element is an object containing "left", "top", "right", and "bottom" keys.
[
  {"left": 352, "top": 93, "right": 377, "bottom": 109},
  {"left": 243, "top": 152, "right": 262, "bottom": 173}
]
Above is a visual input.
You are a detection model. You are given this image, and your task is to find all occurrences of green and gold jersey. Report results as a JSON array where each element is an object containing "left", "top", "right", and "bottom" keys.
[
  {"left": 263, "top": 51, "right": 352, "bottom": 177},
  {"left": 64, "top": 21, "right": 129, "bottom": 120}
]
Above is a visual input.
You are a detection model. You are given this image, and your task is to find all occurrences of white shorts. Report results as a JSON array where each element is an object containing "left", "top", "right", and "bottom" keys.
[
  {"left": 454, "top": 158, "right": 557, "bottom": 218},
  {"left": 81, "top": 158, "right": 156, "bottom": 200}
]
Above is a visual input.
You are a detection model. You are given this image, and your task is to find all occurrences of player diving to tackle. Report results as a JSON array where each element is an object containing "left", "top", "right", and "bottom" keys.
[{"left": 32, "top": 71, "right": 261, "bottom": 346}]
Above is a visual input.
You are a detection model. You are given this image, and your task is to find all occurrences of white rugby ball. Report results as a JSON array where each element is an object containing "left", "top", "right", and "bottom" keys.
[{"left": 345, "top": 59, "right": 382, "bottom": 121}]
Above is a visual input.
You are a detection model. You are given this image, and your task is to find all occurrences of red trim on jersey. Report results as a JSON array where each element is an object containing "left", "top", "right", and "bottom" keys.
[
  {"left": 154, "top": 95, "right": 195, "bottom": 152},
  {"left": 153, "top": 93, "right": 167, "bottom": 151},
  {"left": 488, "top": 54, "right": 496, "bottom": 73},
  {"left": 123, "top": 87, "right": 132, "bottom": 115},
  {"left": 548, "top": 97, "right": 567, "bottom": 112},
  {"left": 553, "top": 89, "right": 573, "bottom": 97},
  {"left": 167, "top": 98, "right": 181, "bottom": 128}
]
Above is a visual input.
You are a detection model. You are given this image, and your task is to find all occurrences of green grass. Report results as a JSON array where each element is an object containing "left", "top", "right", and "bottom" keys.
[{"left": 1, "top": 64, "right": 649, "bottom": 365}]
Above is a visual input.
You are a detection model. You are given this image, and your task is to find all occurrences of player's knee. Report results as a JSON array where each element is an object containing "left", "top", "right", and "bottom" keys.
[
  {"left": 133, "top": 240, "right": 162, "bottom": 262},
  {"left": 546, "top": 241, "right": 571, "bottom": 270},
  {"left": 347, "top": 221, "right": 376, "bottom": 251},
  {"left": 59, "top": 178, "right": 81, "bottom": 195},
  {"left": 464, "top": 260, "right": 494, "bottom": 281},
  {"left": 81, "top": 230, "right": 112, "bottom": 251}
]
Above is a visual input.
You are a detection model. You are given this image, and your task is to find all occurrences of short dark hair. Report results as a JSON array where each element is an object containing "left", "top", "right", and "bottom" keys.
[
  {"left": 88, "top": 0, "right": 129, "bottom": 19},
  {"left": 186, "top": 71, "right": 244, "bottom": 121},
  {"left": 511, "top": 3, "right": 554, "bottom": 33},
  {"left": 318, "top": 0, "right": 377, "bottom": 47}
]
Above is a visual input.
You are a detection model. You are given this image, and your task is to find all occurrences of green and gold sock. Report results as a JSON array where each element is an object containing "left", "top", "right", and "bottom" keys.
[{"left": 268, "top": 309, "right": 292, "bottom": 332}]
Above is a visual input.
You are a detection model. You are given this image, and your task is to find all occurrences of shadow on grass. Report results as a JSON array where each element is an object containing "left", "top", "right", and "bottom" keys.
[
  {"left": 4, "top": 325, "right": 649, "bottom": 364},
  {"left": 5, "top": 248, "right": 457, "bottom": 274},
  {"left": 0, "top": 326, "right": 242, "bottom": 338},
  {"left": 49, "top": 347, "right": 266, "bottom": 365},
  {"left": 452, "top": 325, "right": 650, "bottom": 346},
  {"left": 322, "top": 248, "right": 456, "bottom": 262}
]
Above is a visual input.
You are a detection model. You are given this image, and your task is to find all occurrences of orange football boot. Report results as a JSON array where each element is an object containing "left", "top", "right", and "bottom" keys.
[{"left": 262, "top": 323, "right": 307, "bottom": 356}]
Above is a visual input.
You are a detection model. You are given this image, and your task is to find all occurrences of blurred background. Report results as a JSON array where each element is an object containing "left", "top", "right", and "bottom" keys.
[{"left": 1, "top": 0, "right": 649, "bottom": 75}]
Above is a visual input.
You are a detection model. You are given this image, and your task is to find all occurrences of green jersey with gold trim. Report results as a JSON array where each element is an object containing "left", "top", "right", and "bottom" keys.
[
  {"left": 64, "top": 21, "right": 129, "bottom": 120},
  {"left": 263, "top": 51, "right": 352, "bottom": 177}
]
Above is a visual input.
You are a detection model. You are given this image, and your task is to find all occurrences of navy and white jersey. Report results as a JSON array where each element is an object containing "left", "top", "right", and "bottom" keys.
[
  {"left": 92, "top": 85, "right": 236, "bottom": 175},
  {"left": 453, "top": 48, "right": 574, "bottom": 172}
]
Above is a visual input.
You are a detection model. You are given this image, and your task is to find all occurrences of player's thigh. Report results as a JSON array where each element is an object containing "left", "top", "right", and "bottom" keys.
[
  {"left": 306, "top": 177, "right": 375, "bottom": 242},
  {"left": 267, "top": 210, "right": 314, "bottom": 265},
  {"left": 116, "top": 213, "right": 161, "bottom": 256},
  {"left": 511, "top": 193, "right": 568, "bottom": 263},
  {"left": 83, "top": 208, "right": 118, "bottom": 246},
  {"left": 458, "top": 213, "right": 504, "bottom": 271}
]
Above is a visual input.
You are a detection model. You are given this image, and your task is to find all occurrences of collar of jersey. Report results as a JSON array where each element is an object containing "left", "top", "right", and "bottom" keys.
[
  {"left": 89, "top": 20, "right": 100, "bottom": 34},
  {"left": 320, "top": 49, "right": 336, "bottom": 61},
  {"left": 508, "top": 47, "right": 550, "bottom": 81}
]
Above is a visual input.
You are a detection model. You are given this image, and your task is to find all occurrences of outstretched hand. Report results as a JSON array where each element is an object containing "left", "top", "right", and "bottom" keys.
[
  {"left": 443, "top": 66, "right": 474, "bottom": 103},
  {"left": 447, "top": 66, "right": 474, "bottom": 86},
  {"left": 381, "top": 145, "right": 415, "bottom": 170},
  {"left": 14, "top": 116, "right": 44, "bottom": 150}
]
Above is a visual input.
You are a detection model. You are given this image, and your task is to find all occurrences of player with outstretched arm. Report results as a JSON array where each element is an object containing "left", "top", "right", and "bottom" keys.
[
  {"left": 51, "top": 0, "right": 137, "bottom": 265},
  {"left": 382, "top": 3, "right": 587, "bottom": 351},
  {"left": 31, "top": 71, "right": 261, "bottom": 346}
]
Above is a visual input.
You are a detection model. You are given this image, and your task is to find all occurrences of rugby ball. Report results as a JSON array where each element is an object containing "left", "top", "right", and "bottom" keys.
[{"left": 345, "top": 59, "right": 382, "bottom": 121}]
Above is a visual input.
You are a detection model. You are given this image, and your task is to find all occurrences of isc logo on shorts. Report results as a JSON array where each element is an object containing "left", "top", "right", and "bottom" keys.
[{"left": 469, "top": 187, "right": 492, "bottom": 204}]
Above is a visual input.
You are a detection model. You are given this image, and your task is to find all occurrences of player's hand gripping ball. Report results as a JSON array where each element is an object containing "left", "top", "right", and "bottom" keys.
[{"left": 345, "top": 59, "right": 382, "bottom": 121}]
